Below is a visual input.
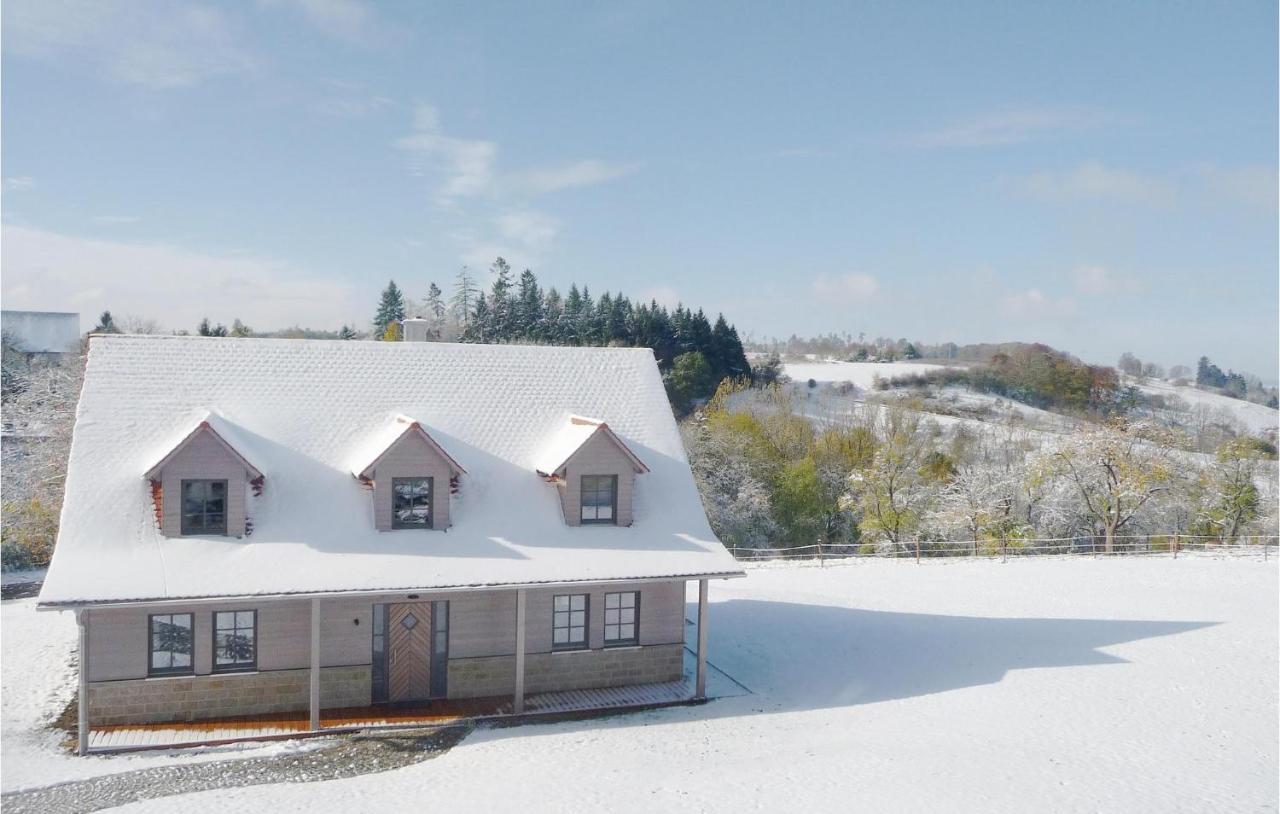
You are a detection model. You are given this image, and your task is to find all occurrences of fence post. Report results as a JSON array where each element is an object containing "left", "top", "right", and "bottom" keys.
[
  {"left": 1172, "top": 534, "right": 1178, "bottom": 560},
  {"left": 1001, "top": 540, "right": 1007, "bottom": 563},
  {"left": 818, "top": 542, "right": 825, "bottom": 567},
  {"left": 915, "top": 538, "right": 920, "bottom": 565}
]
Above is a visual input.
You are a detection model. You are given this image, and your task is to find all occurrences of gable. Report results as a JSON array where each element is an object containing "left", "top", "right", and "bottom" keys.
[{"left": 144, "top": 420, "right": 262, "bottom": 481}]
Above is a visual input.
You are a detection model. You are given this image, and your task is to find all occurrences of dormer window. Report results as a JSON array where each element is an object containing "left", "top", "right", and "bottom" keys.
[
  {"left": 535, "top": 415, "right": 649, "bottom": 528},
  {"left": 580, "top": 475, "right": 617, "bottom": 524},
  {"left": 181, "top": 479, "right": 228, "bottom": 535},
  {"left": 351, "top": 415, "right": 465, "bottom": 532},
  {"left": 392, "top": 477, "right": 434, "bottom": 529},
  {"left": 144, "top": 413, "right": 262, "bottom": 539}
]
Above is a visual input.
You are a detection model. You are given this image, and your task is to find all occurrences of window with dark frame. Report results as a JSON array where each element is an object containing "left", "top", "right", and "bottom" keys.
[
  {"left": 603, "top": 591, "right": 638, "bottom": 646},
  {"left": 149, "top": 613, "right": 194, "bottom": 676},
  {"left": 552, "top": 594, "right": 588, "bottom": 650},
  {"left": 213, "top": 610, "right": 257, "bottom": 672},
  {"left": 579, "top": 475, "right": 617, "bottom": 524},
  {"left": 392, "top": 477, "right": 433, "bottom": 529},
  {"left": 181, "top": 479, "right": 228, "bottom": 535}
]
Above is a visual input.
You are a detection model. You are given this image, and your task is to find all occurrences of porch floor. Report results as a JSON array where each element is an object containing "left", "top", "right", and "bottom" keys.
[{"left": 86, "top": 647, "right": 749, "bottom": 753}]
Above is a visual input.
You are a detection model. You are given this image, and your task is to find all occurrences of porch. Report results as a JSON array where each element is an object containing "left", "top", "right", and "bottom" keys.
[{"left": 83, "top": 645, "right": 749, "bottom": 753}]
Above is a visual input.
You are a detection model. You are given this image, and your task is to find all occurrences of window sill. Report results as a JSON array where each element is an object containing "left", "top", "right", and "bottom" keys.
[
  {"left": 144, "top": 672, "right": 195, "bottom": 681},
  {"left": 210, "top": 668, "right": 259, "bottom": 676},
  {"left": 550, "top": 647, "right": 592, "bottom": 656},
  {"left": 603, "top": 644, "right": 641, "bottom": 651}
]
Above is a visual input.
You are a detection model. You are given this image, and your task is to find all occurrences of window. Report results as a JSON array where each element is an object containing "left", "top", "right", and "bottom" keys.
[
  {"left": 603, "top": 592, "right": 639, "bottom": 646},
  {"left": 552, "top": 594, "right": 588, "bottom": 650},
  {"left": 149, "top": 613, "right": 194, "bottom": 676},
  {"left": 580, "top": 475, "right": 617, "bottom": 524},
  {"left": 371, "top": 603, "right": 389, "bottom": 703},
  {"left": 392, "top": 477, "right": 433, "bottom": 529},
  {"left": 213, "top": 610, "right": 257, "bottom": 672},
  {"left": 181, "top": 479, "right": 227, "bottom": 535}
]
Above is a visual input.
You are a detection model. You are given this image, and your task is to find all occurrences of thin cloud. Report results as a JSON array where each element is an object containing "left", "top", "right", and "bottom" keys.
[
  {"left": 1012, "top": 161, "right": 1176, "bottom": 207},
  {"left": 257, "top": 0, "right": 392, "bottom": 46},
  {"left": 496, "top": 211, "right": 559, "bottom": 249},
  {"left": 1072, "top": 265, "right": 1140, "bottom": 296},
  {"left": 812, "top": 273, "right": 880, "bottom": 304},
  {"left": 1193, "top": 164, "right": 1279, "bottom": 212},
  {"left": 395, "top": 105, "right": 497, "bottom": 204},
  {"left": 509, "top": 160, "right": 639, "bottom": 195},
  {"left": 90, "top": 215, "right": 142, "bottom": 225},
  {"left": 999, "top": 288, "right": 1077, "bottom": 320},
  {"left": 4, "top": 177, "right": 35, "bottom": 192},
  {"left": 3, "top": 0, "right": 254, "bottom": 89},
  {"left": 1, "top": 224, "right": 364, "bottom": 331},
  {"left": 913, "top": 107, "right": 1112, "bottom": 148}
]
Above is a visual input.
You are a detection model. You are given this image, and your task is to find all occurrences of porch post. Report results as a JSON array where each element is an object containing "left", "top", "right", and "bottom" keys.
[
  {"left": 695, "top": 579, "right": 708, "bottom": 700},
  {"left": 77, "top": 609, "right": 90, "bottom": 755},
  {"left": 309, "top": 597, "right": 321, "bottom": 731},
  {"left": 513, "top": 588, "right": 527, "bottom": 714}
]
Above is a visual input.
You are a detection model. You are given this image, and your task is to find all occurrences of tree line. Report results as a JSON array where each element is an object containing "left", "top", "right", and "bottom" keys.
[{"left": 370, "top": 258, "right": 750, "bottom": 413}]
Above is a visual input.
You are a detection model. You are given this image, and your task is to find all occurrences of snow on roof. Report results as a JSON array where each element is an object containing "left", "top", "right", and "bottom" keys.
[
  {"left": 533, "top": 414, "right": 650, "bottom": 476},
  {"left": 143, "top": 410, "right": 265, "bottom": 481},
  {"left": 40, "top": 336, "right": 741, "bottom": 606},
  {"left": 349, "top": 413, "right": 466, "bottom": 478}
]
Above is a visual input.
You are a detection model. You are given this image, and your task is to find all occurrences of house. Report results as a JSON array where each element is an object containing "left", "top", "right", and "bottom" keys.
[{"left": 37, "top": 335, "right": 744, "bottom": 754}]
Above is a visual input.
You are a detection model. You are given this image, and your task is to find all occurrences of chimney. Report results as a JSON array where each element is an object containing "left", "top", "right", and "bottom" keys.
[{"left": 403, "top": 318, "right": 431, "bottom": 342}]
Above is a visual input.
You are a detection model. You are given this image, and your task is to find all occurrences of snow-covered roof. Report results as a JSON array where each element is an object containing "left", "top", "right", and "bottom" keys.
[
  {"left": 143, "top": 410, "right": 264, "bottom": 481},
  {"left": 534, "top": 414, "right": 650, "bottom": 476},
  {"left": 349, "top": 414, "right": 466, "bottom": 478},
  {"left": 40, "top": 335, "right": 742, "bottom": 606}
]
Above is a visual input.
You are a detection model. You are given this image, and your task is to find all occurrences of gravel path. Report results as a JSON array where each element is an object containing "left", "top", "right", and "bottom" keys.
[{"left": 1, "top": 725, "right": 471, "bottom": 814}]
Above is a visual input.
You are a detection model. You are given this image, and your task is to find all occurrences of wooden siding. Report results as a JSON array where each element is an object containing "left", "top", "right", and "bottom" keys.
[
  {"left": 556, "top": 430, "right": 637, "bottom": 527},
  {"left": 156, "top": 430, "right": 250, "bottom": 538},
  {"left": 368, "top": 431, "right": 454, "bottom": 531},
  {"left": 84, "top": 581, "right": 686, "bottom": 685}
]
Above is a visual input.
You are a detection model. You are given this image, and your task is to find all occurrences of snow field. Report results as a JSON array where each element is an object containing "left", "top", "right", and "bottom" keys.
[{"left": 70, "top": 557, "right": 1280, "bottom": 813}]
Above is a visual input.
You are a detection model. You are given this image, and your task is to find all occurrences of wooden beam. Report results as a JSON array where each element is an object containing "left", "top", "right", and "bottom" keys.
[
  {"left": 309, "top": 598, "right": 321, "bottom": 731},
  {"left": 77, "top": 609, "right": 90, "bottom": 755},
  {"left": 695, "top": 579, "right": 709, "bottom": 699},
  {"left": 513, "top": 588, "right": 527, "bottom": 714}
]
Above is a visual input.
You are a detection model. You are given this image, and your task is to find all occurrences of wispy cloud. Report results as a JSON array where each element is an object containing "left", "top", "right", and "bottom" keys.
[
  {"left": 1193, "top": 163, "right": 1278, "bottom": 212},
  {"left": 509, "top": 160, "right": 639, "bottom": 195},
  {"left": 999, "top": 288, "right": 1077, "bottom": 320},
  {"left": 496, "top": 211, "right": 559, "bottom": 249},
  {"left": 639, "top": 286, "right": 681, "bottom": 309},
  {"left": 913, "top": 106, "right": 1113, "bottom": 148},
  {"left": 1011, "top": 161, "right": 1176, "bottom": 207},
  {"left": 1, "top": 224, "right": 364, "bottom": 330},
  {"left": 3, "top": 0, "right": 254, "bottom": 89},
  {"left": 4, "top": 176, "right": 35, "bottom": 192},
  {"left": 90, "top": 215, "right": 142, "bottom": 225},
  {"left": 395, "top": 105, "right": 497, "bottom": 205},
  {"left": 812, "top": 273, "right": 880, "bottom": 304},
  {"left": 257, "top": 0, "right": 390, "bottom": 46},
  {"left": 312, "top": 80, "right": 396, "bottom": 118},
  {"left": 775, "top": 147, "right": 836, "bottom": 159},
  {"left": 1071, "top": 265, "right": 1140, "bottom": 296}
]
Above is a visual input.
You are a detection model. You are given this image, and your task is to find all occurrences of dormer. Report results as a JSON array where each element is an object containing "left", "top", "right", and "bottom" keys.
[
  {"left": 351, "top": 415, "right": 466, "bottom": 531},
  {"left": 535, "top": 415, "right": 649, "bottom": 527},
  {"left": 144, "top": 413, "right": 262, "bottom": 538}
]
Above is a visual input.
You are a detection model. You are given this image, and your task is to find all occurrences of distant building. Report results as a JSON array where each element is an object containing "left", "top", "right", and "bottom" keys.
[{"left": 1, "top": 310, "right": 81, "bottom": 361}]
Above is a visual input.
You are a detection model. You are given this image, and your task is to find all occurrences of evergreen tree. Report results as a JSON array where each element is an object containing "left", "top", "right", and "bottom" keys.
[
  {"left": 374, "top": 280, "right": 406, "bottom": 338},
  {"left": 464, "top": 292, "right": 490, "bottom": 342},
  {"left": 92, "top": 311, "right": 120, "bottom": 334},
  {"left": 562, "top": 284, "right": 584, "bottom": 344},
  {"left": 451, "top": 267, "right": 478, "bottom": 327},
  {"left": 424, "top": 282, "right": 445, "bottom": 320},
  {"left": 338, "top": 324, "right": 358, "bottom": 340},
  {"left": 197, "top": 318, "right": 228, "bottom": 337},
  {"left": 516, "top": 269, "right": 543, "bottom": 340},
  {"left": 229, "top": 319, "right": 253, "bottom": 338},
  {"left": 487, "top": 258, "right": 514, "bottom": 340}
]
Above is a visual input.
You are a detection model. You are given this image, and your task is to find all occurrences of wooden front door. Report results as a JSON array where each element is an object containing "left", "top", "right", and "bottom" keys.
[{"left": 388, "top": 602, "right": 432, "bottom": 703}]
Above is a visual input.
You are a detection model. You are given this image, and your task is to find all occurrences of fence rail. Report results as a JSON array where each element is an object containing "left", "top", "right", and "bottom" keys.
[{"left": 728, "top": 534, "right": 1280, "bottom": 564}]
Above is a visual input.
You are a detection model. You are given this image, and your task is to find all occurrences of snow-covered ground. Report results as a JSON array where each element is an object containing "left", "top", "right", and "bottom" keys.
[
  {"left": 1136, "top": 378, "right": 1279, "bottom": 436},
  {"left": 784, "top": 360, "right": 957, "bottom": 389},
  {"left": 5, "top": 558, "right": 1269, "bottom": 812},
  {"left": 0, "top": 598, "right": 334, "bottom": 793}
]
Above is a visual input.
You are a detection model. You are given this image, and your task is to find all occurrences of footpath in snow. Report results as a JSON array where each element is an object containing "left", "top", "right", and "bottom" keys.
[{"left": 4, "top": 557, "right": 1276, "bottom": 813}]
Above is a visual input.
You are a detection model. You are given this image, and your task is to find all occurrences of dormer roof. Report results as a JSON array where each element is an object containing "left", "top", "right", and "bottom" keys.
[
  {"left": 350, "top": 414, "right": 466, "bottom": 479},
  {"left": 534, "top": 414, "right": 650, "bottom": 477},
  {"left": 143, "top": 411, "right": 263, "bottom": 481}
]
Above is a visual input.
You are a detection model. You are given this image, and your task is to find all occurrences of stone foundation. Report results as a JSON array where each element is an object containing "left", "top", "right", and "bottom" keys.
[
  {"left": 447, "top": 643, "right": 685, "bottom": 699},
  {"left": 88, "top": 665, "right": 370, "bottom": 726}
]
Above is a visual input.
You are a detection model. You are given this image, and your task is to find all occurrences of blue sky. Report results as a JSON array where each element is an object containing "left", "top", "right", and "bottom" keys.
[{"left": 2, "top": 0, "right": 1276, "bottom": 374}]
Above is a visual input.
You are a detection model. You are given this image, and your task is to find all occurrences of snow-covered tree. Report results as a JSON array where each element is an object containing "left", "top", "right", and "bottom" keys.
[{"left": 374, "top": 280, "right": 406, "bottom": 337}]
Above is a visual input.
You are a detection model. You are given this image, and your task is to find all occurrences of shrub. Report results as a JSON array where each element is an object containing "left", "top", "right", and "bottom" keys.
[{"left": 1, "top": 498, "right": 58, "bottom": 571}]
